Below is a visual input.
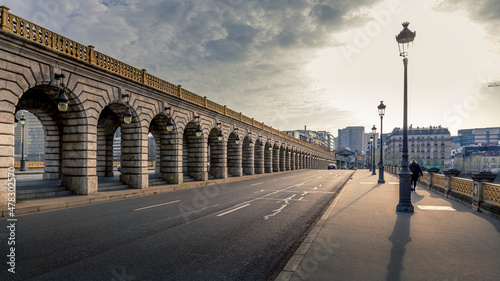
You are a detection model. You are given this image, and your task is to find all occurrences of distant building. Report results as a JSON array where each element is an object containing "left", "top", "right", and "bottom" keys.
[
  {"left": 283, "top": 127, "right": 334, "bottom": 152},
  {"left": 14, "top": 111, "right": 45, "bottom": 161},
  {"left": 457, "top": 127, "right": 500, "bottom": 146},
  {"left": 337, "top": 126, "right": 365, "bottom": 154},
  {"left": 386, "top": 126, "right": 452, "bottom": 168}
]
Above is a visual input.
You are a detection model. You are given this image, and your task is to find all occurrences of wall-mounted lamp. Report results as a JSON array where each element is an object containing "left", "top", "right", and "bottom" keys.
[
  {"left": 165, "top": 107, "right": 174, "bottom": 132},
  {"left": 268, "top": 143, "right": 272, "bottom": 151},
  {"left": 54, "top": 74, "right": 68, "bottom": 112},
  {"left": 217, "top": 122, "right": 223, "bottom": 141},
  {"left": 248, "top": 132, "right": 254, "bottom": 147},
  {"left": 234, "top": 128, "right": 240, "bottom": 144},
  {"left": 194, "top": 116, "right": 202, "bottom": 137},
  {"left": 122, "top": 94, "right": 132, "bottom": 124}
]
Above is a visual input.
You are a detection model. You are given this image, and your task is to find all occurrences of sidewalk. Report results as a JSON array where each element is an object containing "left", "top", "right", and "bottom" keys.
[{"left": 277, "top": 169, "right": 500, "bottom": 281}]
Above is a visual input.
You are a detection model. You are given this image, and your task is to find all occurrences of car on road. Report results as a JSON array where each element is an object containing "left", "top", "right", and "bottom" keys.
[{"left": 328, "top": 163, "right": 337, "bottom": 169}]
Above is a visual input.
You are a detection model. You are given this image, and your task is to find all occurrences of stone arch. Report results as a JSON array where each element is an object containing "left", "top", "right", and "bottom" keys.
[
  {"left": 149, "top": 112, "right": 181, "bottom": 183},
  {"left": 15, "top": 89, "right": 63, "bottom": 180}
]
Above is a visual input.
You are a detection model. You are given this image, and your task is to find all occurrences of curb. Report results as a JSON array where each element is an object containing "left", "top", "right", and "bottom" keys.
[
  {"left": 275, "top": 170, "right": 355, "bottom": 281},
  {"left": 1, "top": 169, "right": 305, "bottom": 217}
]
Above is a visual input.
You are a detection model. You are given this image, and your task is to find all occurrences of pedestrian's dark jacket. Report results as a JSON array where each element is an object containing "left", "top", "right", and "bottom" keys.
[{"left": 409, "top": 162, "right": 423, "bottom": 179}]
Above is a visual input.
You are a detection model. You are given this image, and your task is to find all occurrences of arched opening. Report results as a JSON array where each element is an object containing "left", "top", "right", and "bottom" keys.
[
  {"left": 97, "top": 106, "right": 126, "bottom": 190},
  {"left": 182, "top": 121, "right": 207, "bottom": 181},
  {"left": 227, "top": 131, "right": 242, "bottom": 177},
  {"left": 208, "top": 127, "right": 227, "bottom": 179},
  {"left": 254, "top": 138, "right": 264, "bottom": 174},
  {"left": 242, "top": 135, "right": 254, "bottom": 175},
  {"left": 10, "top": 83, "right": 93, "bottom": 200},
  {"left": 148, "top": 114, "right": 177, "bottom": 186}
]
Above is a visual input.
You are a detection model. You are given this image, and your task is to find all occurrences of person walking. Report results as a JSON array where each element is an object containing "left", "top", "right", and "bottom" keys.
[{"left": 409, "top": 160, "right": 423, "bottom": 191}]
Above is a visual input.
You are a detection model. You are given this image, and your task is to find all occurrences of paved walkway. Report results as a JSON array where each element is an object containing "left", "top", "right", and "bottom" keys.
[{"left": 277, "top": 169, "right": 500, "bottom": 281}]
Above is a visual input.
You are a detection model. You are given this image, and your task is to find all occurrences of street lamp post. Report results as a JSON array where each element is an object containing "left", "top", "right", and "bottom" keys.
[
  {"left": 371, "top": 125, "right": 376, "bottom": 175},
  {"left": 19, "top": 114, "right": 26, "bottom": 171},
  {"left": 368, "top": 139, "right": 372, "bottom": 171},
  {"left": 396, "top": 22, "right": 416, "bottom": 212},
  {"left": 378, "top": 101, "right": 386, "bottom": 183}
]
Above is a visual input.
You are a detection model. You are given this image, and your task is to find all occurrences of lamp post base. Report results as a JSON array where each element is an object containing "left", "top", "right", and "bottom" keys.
[{"left": 396, "top": 171, "right": 414, "bottom": 212}]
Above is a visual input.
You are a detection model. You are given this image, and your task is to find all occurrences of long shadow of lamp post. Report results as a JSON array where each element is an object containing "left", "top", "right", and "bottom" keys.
[{"left": 396, "top": 22, "right": 416, "bottom": 212}]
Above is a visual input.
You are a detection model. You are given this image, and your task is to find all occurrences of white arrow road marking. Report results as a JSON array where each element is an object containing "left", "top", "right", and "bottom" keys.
[
  {"left": 134, "top": 200, "right": 181, "bottom": 211},
  {"left": 264, "top": 194, "right": 296, "bottom": 220}
]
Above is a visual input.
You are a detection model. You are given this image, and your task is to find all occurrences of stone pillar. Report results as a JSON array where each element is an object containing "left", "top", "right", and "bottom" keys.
[
  {"left": 162, "top": 132, "right": 183, "bottom": 184},
  {"left": 227, "top": 140, "right": 242, "bottom": 177},
  {"left": 188, "top": 133, "right": 207, "bottom": 181},
  {"left": 471, "top": 172, "right": 497, "bottom": 211},
  {"left": 272, "top": 147, "right": 279, "bottom": 172},
  {"left": 290, "top": 153, "right": 295, "bottom": 170},
  {"left": 254, "top": 143, "right": 264, "bottom": 174},
  {"left": 443, "top": 169, "right": 461, "bottom": 197},
  {"left": 61, "top": 122, "right": 98, "bottom": 195},
  {"left": 279, "top": 148, "right": 285, "bottom": 171},
  {"left": 265, "top": 145, "right": 273, "bottom": 173},
  {"left": 427, "top": 167, "right": 440, "bottom": 189},
  {"left": 120, "top": 126, "right": 148, "bottom": 188},
  {"left": 242, "top": 143, "right": 254, "bottom": 175},
  {"left": 0, "top": 110, "right": 14, "bottom": 205},
  {"left": 285, "top": 151, "right": 291, "bottom": 171},
  {"left": 210, "top": 139, "right": 227, "bottom": 179}
]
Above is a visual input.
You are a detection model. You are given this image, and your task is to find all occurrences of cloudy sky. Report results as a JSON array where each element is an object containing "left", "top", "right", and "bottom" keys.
[{"left": 5, "top": 0, "right": 500, "bottom": 136}]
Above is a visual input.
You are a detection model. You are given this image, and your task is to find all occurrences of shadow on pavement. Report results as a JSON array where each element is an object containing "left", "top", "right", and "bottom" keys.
[{"left": 386, "top": 212, "right": 413, "bottom": 281}]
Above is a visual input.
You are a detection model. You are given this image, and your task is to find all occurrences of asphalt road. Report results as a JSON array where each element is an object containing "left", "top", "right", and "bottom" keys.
[{"left": 1, "top": 170, "right": 353, "bottom": 281}]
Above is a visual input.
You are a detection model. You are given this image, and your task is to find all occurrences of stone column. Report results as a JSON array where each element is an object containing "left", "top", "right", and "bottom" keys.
[
  {"left": 242, "top": 143, "right": 254, "bottom": 175},
  {"left": 120, "top": 126, "right": 148, "bottom": 188},
  {"left": 61, "top": 121, "right": 98, "bottom": 195},
  {"left": 227, "top": 140, "right": 242, "bottom": 177},
  {"left": 0, "top": 109, "right": 14, "bottom": 205},
  {"left": 471, "top": 172, "right": 497, "bottom": 211},
  {"left": 427, "top": 167, "right": 440, "bottom": 189},
  {"left": 254, "top": 143, "right": 264, "bottom": 174},
  {"left": 210, "top": 139, "right": 227, "bottom": 179},
  {"left": 443, "top": 169, "right": 461, "bottom": 197},
  {"left": 188, "top": 133, "right": 207, "bottom": 181},
  {"left": 273, "top": 147, "right": 279, "bottom": 172},
  {"left": 162, "top": 132, "right": 183, "bottom": 184},
  {"left": 265, "top": 145, "right": 273, "bottom": 173},
  {"left": 279, "top": 148, "right": 285, "bottom": 171}
]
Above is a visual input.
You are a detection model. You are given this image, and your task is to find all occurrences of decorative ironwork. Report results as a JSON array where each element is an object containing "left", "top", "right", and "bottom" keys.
[
  {"left": 450, "top": 177, "right": 473, "bottom": 195},
  {"left": 483, "top": 183, "right": 500, "bottom": 206}
]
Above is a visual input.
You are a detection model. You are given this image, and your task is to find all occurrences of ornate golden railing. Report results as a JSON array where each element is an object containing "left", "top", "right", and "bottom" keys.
[
  {"left": 450, "top": 177, "right": 473, "bottom": 195},
  {"left": 432, "top": 174, "right": 445, "bottom": 188},
  {"left": 0, "top": 6, "right": 334, "bottom": 157},
  {"left": 483, "top": 183, "right": 500, "bottom": 206}
]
